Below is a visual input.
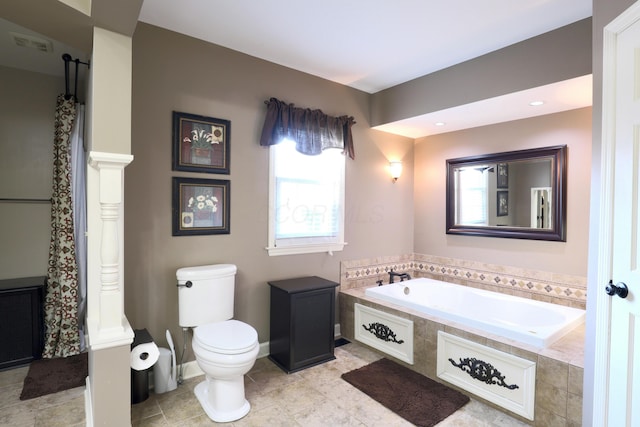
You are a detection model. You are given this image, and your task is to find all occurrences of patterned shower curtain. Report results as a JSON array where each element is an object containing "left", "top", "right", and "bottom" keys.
[{"left": 43, "top": 95, "right": 81, "bottom": 358}]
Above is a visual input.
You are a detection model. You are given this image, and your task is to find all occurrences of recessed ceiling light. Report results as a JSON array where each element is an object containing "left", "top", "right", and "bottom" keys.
[
  {"left": 435, "top": 122, "right": 446, "bottom": 126},
  {"left": 529, "top": 101, "right": 545, "bottom": 106}
]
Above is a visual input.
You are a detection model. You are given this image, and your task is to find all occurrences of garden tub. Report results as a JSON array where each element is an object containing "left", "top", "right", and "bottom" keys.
[{"left": 365, "top": 277, "right": 584, "bottom": 348}]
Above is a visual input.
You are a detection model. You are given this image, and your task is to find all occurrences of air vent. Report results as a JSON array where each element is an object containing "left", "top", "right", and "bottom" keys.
[{"left": 10, "top": 32, "right": 53, "bottom": 53}]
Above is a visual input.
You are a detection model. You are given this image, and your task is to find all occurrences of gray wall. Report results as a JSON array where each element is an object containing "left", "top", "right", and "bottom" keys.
[
  {"left": 126, "top": 23, "right": 415, "bottom": 349},
  {"left": 371, "top": 18, "right": 591, "bottom": 126},
  {"left": 0, "top": 65, "right": 62, "bottom": 279}
]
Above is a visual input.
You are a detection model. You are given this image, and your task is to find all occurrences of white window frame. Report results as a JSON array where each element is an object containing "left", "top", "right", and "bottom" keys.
[
  {"left": 266, "top": 142, "right": 347, "bottom": 256},
  {"left": 455, "top": 167, "right": 488, "bottom": 226}
]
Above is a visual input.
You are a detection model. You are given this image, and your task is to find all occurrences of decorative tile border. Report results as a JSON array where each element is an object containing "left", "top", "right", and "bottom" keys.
[
  {"left": 340, "top": 254, "right": 413, "bottom": 290},
  {"left": 341, "top": 253, "right": 587, "bottom": 309}
]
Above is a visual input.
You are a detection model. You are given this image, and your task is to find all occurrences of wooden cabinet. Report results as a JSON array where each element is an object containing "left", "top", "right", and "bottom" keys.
[
  {"left": 268, "top": 276, "right": 339, "bottom": 373},
  {"left": 0, "top": 276, "right": 45, "bottom": 370}
]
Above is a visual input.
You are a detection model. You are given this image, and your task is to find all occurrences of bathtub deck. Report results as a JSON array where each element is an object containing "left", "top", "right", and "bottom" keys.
[
  {"left": 339, "top": 287, "right": 584, "bottom": 426},
  {"left": 340, "top": 287, "right": 584, "bottom": 367}
]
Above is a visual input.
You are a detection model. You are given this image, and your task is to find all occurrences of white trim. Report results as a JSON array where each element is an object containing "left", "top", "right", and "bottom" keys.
[
  {"left": 437, "top": 332, "right": 536, "bottom": 420},
  {"left": 85, "top": 318, "right": 133, "bottom": 350},
  {"left": 180, "top": 360, "right": 204, "bottom": 380},
  {"left": 266, "top": 242, "right": 347, "bottom": 256},
  {"left": 86, "top": 151, "right": 134, "bottom": 346},
  {"left": 84, "top": 377, "right": 93, "bottom": 427},
  {"left": 266, "top": 144, "right": 346, "bottom": 256},
  {"left": 592, "top": 3, "right": 640, "bottom": 424},
  {"left": 88, "top": 151, "right": 134, "bottom": 167},
  {"left": 354, "top": 303, "right": 414, "bottom": 364}
]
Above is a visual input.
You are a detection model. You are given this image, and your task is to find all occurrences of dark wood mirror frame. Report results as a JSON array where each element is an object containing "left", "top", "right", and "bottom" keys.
[{"left": 446, "top": 145, "right": 567, "bottom": 241}]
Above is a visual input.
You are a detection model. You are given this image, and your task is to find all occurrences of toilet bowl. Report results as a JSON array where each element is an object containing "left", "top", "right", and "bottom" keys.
[
  {"left": 176, "top": 264, "right": 258, "bottom": 422},
  {"left": 192, "top": 320, "right": 258, "bottom": 422}
]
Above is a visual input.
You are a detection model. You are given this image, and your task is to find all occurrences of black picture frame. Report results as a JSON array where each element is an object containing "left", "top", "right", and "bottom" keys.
[
  {"left": 496, "top": 163, "right": 508, "bottom": 188},
  {"left": 172, "top": 177, "right": 230, "bottom": 236},
  {"left": 172, "top": 111, "right": 230, "bottom": 174},
  {"left": 497, "top": 191, "right": 509, "bottom": 217}
]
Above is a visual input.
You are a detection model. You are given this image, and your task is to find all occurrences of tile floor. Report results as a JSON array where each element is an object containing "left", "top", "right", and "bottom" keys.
[{"left": 0, "top": 342, "right": 530, "bottom": 426}]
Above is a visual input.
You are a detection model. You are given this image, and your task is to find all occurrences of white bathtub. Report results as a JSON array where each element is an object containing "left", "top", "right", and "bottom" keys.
[{"left": 365, "top": 277, "right": 585, "bottom": 348}]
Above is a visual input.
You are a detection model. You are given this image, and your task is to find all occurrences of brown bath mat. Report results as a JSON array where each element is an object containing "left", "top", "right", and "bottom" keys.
[
  {"left": 20, "top": 352, "right": 88, "bottom": 400},
  {"left": 342, "top": 358, "right": 469, "bottom": 427}
]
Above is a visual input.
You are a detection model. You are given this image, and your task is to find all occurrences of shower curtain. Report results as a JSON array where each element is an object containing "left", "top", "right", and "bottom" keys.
[
  {"left": 43, "top": 94, "right": 85, "bottom": 358},
  {"left": 71, "top": 104, "right": 87, "bottom": 352}
]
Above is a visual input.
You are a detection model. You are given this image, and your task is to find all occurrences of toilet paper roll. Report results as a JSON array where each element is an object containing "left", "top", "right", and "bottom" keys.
[{"left": 130, "top": 342, "right": 160, "bottom": 371}]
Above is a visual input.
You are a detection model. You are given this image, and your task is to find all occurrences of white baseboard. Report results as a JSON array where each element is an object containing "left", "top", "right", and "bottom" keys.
[
  {"left": 154, "top": 327, "right": 343, "bottom": 384},
  {"left": 257, "top": 340, "right": 270, "bottom": 359},
  {"left": 84, "top": 377, "right": 93, "bottom": 427}
]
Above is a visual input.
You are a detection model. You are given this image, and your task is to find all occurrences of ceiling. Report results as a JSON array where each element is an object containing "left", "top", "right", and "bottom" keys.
[
  {"left": 138, "top": 0, "right": 593, "bottom": 138},
  {"left": 139, "top": 0, "right": 591, "bottom": 94},
  {"left": 0, "top": 17, "right": 86, "bottom": 78},
  {"left": 0, "top": 1, "right": 593, "bottom": 138}
]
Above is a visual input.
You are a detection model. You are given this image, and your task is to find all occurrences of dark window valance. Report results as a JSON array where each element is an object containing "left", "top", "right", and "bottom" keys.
[{"left": 259, "top": 97, "right": 356, "bottom": 159}]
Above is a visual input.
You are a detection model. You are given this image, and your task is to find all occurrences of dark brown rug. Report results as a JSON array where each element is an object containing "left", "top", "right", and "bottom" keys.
[
  {"left": 341, "top": 358, "right": 470, "bottom": 427},
  {"left": 20, "top": 352, "right": 88, "bottom": 400}
]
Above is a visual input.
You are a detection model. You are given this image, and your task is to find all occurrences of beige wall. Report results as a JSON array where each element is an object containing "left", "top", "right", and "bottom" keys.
[
  {"left": 126, "top": 23, "right": 415, "bottom": 347},
  {"left": 414, "top": 107, "right": 591, "bottom": 276},
  {"left": 0, "top": 65, "right": 62, "bottom": 279},
  {"left": 88, "top": 27, "right": 132, "bottom": 154}
]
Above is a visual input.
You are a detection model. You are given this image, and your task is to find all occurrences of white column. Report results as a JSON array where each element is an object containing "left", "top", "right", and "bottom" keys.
[
  {"left": 86, "top": 151, "right": 133, "bottom": 346},
  {"left": 84, "top": 25, "right": 135, "bottom": 427}
]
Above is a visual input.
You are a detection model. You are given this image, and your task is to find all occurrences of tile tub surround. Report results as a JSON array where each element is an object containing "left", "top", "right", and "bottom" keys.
[
  {"left": 340, "top": 288, "right": 584, "bottom": 427},
  {"left": 341, "top": 254, "right": 587, "bottom": 309}
]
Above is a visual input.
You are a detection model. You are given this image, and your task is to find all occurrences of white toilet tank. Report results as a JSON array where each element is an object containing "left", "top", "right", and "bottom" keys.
[{"left": 177, "top": 264, "right": 237, "bottom": 328}]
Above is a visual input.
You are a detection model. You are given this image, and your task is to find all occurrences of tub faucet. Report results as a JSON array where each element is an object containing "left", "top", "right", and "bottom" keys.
[{"left": 388, "top": 270, "right": 411, "bottom": 284}]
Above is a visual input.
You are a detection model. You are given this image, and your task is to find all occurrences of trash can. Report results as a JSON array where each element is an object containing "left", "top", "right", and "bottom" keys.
[{"left": 154, "top": 348, "right": 172, "bottom": 394}]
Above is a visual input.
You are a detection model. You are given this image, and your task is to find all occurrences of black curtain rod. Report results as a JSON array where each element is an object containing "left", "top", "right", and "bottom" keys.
[
  {"left": 62, "top": 53, "right": 90, "bottom": 68},
  {"left": 62, "top": 53, "right": 90, "bottom": 101}
]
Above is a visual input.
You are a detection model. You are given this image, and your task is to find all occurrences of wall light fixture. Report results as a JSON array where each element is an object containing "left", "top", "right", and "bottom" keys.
[{"left": 390, "top": 161, "right": 403, "bottom": 183}]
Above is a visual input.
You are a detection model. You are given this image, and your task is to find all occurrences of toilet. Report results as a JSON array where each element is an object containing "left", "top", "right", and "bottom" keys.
[{"left": 176, "top": 264, "right": 258, "bottom": 422}]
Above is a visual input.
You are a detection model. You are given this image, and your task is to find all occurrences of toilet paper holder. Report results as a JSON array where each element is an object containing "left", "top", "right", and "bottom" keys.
[
  {"left": 131, "top": 329, "right": 159, "bottom": 371},
  {"left": 131, "top": 328, "right": 160, "bottom": 404}
]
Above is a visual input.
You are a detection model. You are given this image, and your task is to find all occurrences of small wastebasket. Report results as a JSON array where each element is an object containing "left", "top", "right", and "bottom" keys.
[{"left": 154, "top": 347, "right": 174, "bottom": 394}]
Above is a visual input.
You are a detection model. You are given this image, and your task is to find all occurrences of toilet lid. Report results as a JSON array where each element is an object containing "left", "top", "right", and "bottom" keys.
[{"left": 194, "top": 320, "right": 258, "bottom": 354}]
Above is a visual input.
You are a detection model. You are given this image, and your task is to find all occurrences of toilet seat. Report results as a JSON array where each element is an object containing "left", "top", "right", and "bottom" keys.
[{"left": 194, "top": 320, "right": 258, "bottom": 355}]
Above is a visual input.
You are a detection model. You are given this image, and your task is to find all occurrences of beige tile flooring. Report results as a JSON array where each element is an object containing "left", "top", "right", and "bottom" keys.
[{"left": 0, "top": 342, "right": 529, "bottom": 426}]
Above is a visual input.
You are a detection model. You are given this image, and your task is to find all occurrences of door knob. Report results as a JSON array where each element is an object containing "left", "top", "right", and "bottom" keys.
[{"left": 605, "top": 280, "right": 629, "bottom": 299}]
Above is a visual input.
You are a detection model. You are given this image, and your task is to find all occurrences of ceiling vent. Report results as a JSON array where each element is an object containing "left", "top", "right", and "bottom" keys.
[{"left": 10, "top": 32, "right": 53, "bottom": 53}]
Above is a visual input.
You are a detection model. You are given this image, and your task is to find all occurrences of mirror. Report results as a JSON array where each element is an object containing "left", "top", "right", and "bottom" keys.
[{"left": 446, "top": 145, "right": 566, "bottom": 241}]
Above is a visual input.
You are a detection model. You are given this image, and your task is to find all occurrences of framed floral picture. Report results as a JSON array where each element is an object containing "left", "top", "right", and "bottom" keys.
[
  {"left": 172, "top": 111, "right": 230, "bottom": 174},
  {"left": 496, "top": 162, "right": 508, "bottom": 189},
  {"left": 497, "top": 190, "right": 509, "bottom": 217},
  {"left": 172, "top": 177, "right": 230, "bottom": 236}
]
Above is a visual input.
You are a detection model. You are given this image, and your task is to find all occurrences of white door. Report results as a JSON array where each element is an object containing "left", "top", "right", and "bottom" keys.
[
  {"left": 530, "top": 187, "right": 551, "bottom": 229},
  {"left": 598, "top": 3, "right": 640, "bottom": 426}
]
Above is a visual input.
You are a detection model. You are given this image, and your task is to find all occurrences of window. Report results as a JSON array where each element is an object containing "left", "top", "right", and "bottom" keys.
[
  {"left": 455, "top": 167, "right": 488, "bottom": 225},
  {"left": 267, "top": 140, "right": 346, "bottom": 256}
]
